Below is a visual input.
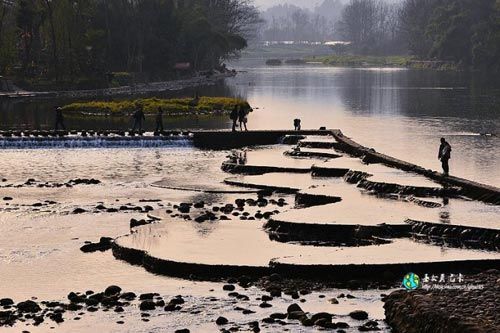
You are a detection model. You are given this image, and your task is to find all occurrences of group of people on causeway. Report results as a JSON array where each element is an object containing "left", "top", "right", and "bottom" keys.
[{"left": 53, "top": 106, "right": 453, "bottom": 175}]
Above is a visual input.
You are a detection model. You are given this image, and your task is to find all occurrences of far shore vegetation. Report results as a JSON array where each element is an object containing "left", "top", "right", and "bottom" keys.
[
  {"left": 258, "top": 0, "right": 500, "bottom": 73},
  {"left": 302, "top": 55, "right": 459, "bottom": 71},
  {"left": 62, "top": 97, "right": 248, "bottom": 117},
  {"left": 306, "top": 55, "right": 412, "bottom": 68}
]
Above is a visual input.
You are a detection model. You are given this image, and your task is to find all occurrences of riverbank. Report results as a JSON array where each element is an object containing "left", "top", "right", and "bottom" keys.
[
  {"left": 304, "top": 55, "right": 459, "bottom": 70},
  {"left": 0, "top": 70, "right": 236, "bottom": 100}
]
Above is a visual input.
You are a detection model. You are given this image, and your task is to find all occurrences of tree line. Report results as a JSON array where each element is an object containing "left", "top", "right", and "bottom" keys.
[
  {"left": 259, "top": 0, "right": 344, "bottom": 42},
  {"left": 338, "top": 0, "right": 500, "bottom": 71},
  {"left": 0, "top": 0, "right": 259, "bottom": 85}
]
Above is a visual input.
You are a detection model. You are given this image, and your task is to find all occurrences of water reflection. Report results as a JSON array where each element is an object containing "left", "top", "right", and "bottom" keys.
[{"left": 1, "top": 63, "right": 499, "bottom": 185}]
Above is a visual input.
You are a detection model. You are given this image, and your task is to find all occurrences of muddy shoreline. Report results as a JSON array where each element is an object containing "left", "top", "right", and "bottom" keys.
[{"left": 0, "top": 71, "right": 235, "bottom": 100}]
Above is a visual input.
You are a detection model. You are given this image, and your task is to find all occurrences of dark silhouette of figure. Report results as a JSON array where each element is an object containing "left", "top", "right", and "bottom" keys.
[
  {"left": 230, "top": 105, "right": 238, "bottom": 132},
  {"left": 132, "top": 105, "right": 145, "bottom": 132},
  {"left": 54, "top": 107, "right": 66, "bottom": 130},
  {"left": 438, "top": 138, "right": 452, "bottom": 175},
  {"left": 238, "top": 149, "right": 247, "bottom": 164},
  {"left": 238, "top": 106, "right": 248, "bottom": 131},
  {"left": 294, "top": 118, "right": 301, "bottom": 131},
  {"left": 155, "top": 107, "right": 164, "bottom": 132}
]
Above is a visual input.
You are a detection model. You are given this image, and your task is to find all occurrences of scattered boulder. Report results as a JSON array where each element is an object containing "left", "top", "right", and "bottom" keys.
[
  {"left": 270, "top": 312, "right": 287, "bottom": 319},
  {"left": 80, "top": 237, "right": 113, "bottom": 253},
  {"left": 104, "top": 285, "right": 122, "bottom": 296},
  {"left": 0, "top": 298, "right": 14, "bottom": 306},
  {"left": 130, "top": 218, "right": 148, "bottom": 228},
  {"left": 139, "top": 293, "right": 157, "bottom": 300},
  {"left": 120, "top": 292, "right": 136, "bottom": 301},
  {"left": 72, "top": 208, "right": 87, "bottom": 214},
  {"left": 329, "top": 298, "right": 339, "bottom": 304},
  {"left": 336, "top": 321, "right": 350, "bottom": 328},
  {"left": 223, "top": 284, "right": 235, "bottom": 291},
  {"left": 139, "top": 300, "right": 156, "bottom": 311},
  {"left": 17, "top": 300, "right": 41, "bottom": 313},
  {"left": 349, "top": 310, "right": 368, "bottom": 320},
  {"left": 311, "top": 312, "right": 333, "bottom": 323},
  {"left": 287, "top": 303, "right": 303, "bottom": 314},
  {"left": 216, "top": 316, "right": 229, "bottom": 325}
]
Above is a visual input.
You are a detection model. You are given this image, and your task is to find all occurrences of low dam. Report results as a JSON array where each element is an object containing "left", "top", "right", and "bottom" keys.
[{"left": 2, "top": 128, "right": 497, "bottom": 204}]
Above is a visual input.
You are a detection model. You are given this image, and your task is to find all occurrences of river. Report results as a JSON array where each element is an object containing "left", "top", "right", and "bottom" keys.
[
  {"left": 1, "top": 60, "right": 498, "bottom": 186},
  {"left": 0, "top": 61, "right": 499, "bottom": 332}
]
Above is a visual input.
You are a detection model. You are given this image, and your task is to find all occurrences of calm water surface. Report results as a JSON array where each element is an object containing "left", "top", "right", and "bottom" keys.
[
  {"left": 225, "top": 61, "right": 499, "bottom": 186},
  {"left": 1, "top": 61, "right": 498, "bottom": 185}
]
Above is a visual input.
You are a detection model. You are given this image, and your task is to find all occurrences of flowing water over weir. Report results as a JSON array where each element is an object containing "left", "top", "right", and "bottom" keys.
[{"left": 0, "top": 131, "right": 193, "bottom": 149}]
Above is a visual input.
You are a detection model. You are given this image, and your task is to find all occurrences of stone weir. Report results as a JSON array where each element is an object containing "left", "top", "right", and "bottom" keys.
[
  {"left": 192, "top": 130, "right": 331, "bottom": 149},
  {"left": 330, "top": 130, "right": 500, "bottom": 204},
  {"left": 2, "top": 128, "right": 499, "bottom": 204}
]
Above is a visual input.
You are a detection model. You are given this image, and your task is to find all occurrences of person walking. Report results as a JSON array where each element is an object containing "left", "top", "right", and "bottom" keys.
[
  {"left": 438, "top": 138, "right": 452, "bottom": 175},
  {"left": 230, "top": 105, "right": 238, "bottom": 132},
  {"left": 54, "top": 107, "right": 66, "bottom": 130},
  {"left": 132, "top": 105, "right": 146, "bottom": 132},
  {"left": 155, "top": 107, "right": 164, "bottom": 133}
]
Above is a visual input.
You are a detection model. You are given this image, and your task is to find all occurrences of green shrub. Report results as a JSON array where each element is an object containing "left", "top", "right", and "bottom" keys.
[{"left": 62, "top": 97, "right": 247, "bottom": 116}]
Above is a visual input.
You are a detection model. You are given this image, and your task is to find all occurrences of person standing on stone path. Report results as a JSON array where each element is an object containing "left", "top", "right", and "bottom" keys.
[
  {"left": 132, "top": 105, "right": 146, "bottom": 132},
  {"left": 238, "top": 102, "right": 252, "bottom": 132},
  {"left": 155, "top": 107, "right": 164, "bottom": 133},
  {"left": 54, "top": 107, "right": 66, "bottom": 130},
  {"left": 238, "top": 106, "right": 248, "bottom": 131},
  {"left": 294, "top": 118, "right": 301, "bottom": 131},
  {"left": 230, "top": 105, "right": 238, "bottom": 132},
  {"left": 438, "top": 138, "right": 452, "bottom": 175}
]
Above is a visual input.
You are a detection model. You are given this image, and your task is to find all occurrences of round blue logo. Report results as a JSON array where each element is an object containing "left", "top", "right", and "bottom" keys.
[{"left": 402, "top": 272, "right": 421, "bottom": 290}]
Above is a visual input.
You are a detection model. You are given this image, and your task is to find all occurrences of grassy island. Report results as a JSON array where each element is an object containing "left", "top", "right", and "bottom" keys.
[{"left": 62, "top": 97, "right": 248, "bottom": 117}]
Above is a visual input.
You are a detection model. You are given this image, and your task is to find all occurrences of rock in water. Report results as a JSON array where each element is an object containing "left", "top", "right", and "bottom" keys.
[
  {"left": 223, "top": 284, "right": 235, "bottom": 291},
  {"left": 311, "top": 312, "right": 333, "bottom": 323},
  {"left": 17, "top": 300, "right": 41, "bottom": 313},
  {"left": 287, "top": 303, "right": 303, "bottom": 314},
  {"left": 104, "top": 285, "right": 122, "bottom": 296},
  {"left": 0, "top": 298, "right": 14, "bottom": 306},
  {"left": 349, "top": 310, "right": 368, "bottom": 320},
  {"left": 139, "top": 300, "right": 156, "bottom": 311}
]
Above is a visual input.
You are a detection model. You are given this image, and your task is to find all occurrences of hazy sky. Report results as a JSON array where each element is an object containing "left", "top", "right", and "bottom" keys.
[
  {"left": 254, "top": 0, "right": 323, "bottom": 9},
  {"left": 254, "top": 0, "right": 400, "bottom": 10}
]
